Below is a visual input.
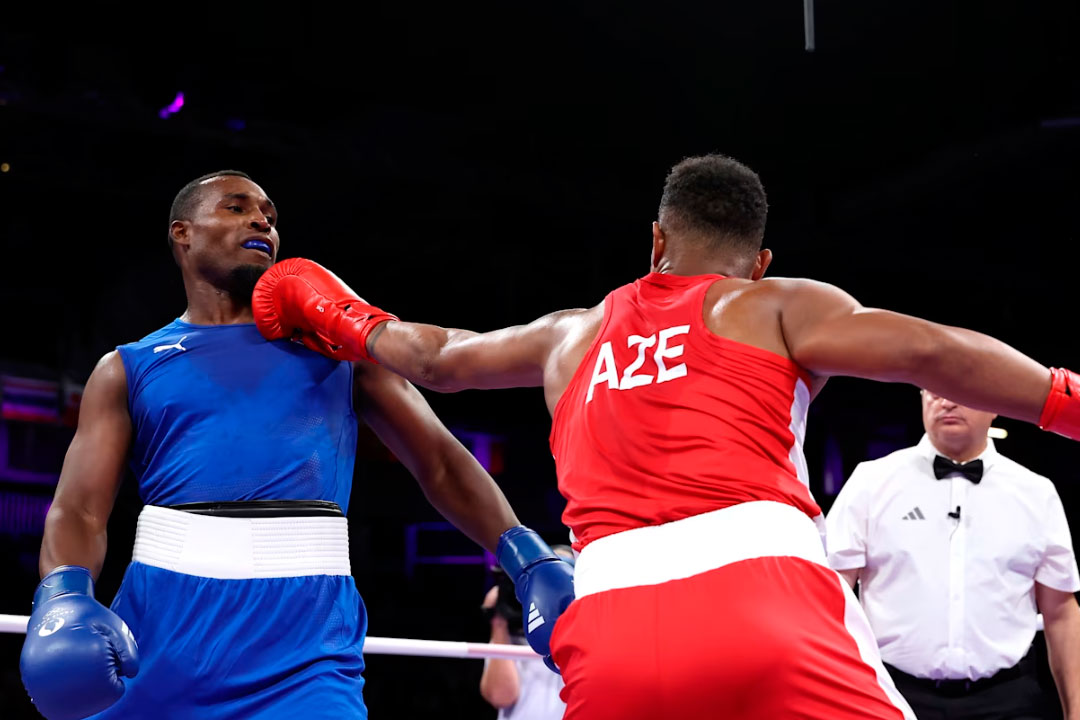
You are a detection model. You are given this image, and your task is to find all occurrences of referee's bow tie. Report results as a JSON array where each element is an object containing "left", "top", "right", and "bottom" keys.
[{"left": 933, "top": 455, "right": 983, "bottom": 483}]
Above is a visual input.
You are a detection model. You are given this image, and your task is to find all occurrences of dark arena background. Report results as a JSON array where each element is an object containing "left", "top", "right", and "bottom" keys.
[{"left": 1, "top": 4, "right": 1078, "bottom": 718}]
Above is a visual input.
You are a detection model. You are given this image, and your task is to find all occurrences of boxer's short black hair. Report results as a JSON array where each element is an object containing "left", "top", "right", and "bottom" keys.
[{"left": 658, "top": 155, "right": 768, "bottom": 253}]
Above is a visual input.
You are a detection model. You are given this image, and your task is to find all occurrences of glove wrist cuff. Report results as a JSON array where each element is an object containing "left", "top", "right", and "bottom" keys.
[
  {"left": 1039, "top": 367, "right": 1080, "bottom": 441},
  {"left": 496, "top": 526, "right": 556, "bottom": 579},
  {"left": 33, "top": 565, "right": 94, "bottom": 607},
  {"left": 344, "top": 311, "right": 399, "bottom": 364}
]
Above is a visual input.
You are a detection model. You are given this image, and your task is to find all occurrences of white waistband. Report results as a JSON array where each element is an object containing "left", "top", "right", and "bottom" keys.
[
  {"left": 574, "top": 501, "right": 826, "bottom": 598},
  {"left": 132, "top": 505, "right": 351, "bottom": 579}
]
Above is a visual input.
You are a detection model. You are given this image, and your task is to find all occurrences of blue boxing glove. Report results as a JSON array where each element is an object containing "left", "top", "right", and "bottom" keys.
[
  {"left": 496, "top": 527, "right": 575, "bottom": 672},
  {"left": 20, "top": 566, "right": 139, "bottom": 720}
]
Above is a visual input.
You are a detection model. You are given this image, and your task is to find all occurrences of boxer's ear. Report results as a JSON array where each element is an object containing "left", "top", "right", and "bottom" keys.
[
  {"left": 750, "top": 249, "right": 772, "bottom": 280},
  {"left": 651, "top": 222, "right": 666, "bottom": 271},
  {"left": 170, "top": 221, "right": 191, "bottom": 252}
]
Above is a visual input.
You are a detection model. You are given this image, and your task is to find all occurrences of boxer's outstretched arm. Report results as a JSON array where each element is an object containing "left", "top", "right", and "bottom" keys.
[
  {"left": 778, "top": 279, "right": 1051, "bottom": 424},
  {"left": 40, "top": 352, "right": 132, "bottom": 579},
  {"left": 354, "top": 361, "right": 519, "bottom": 552},
  {"left": 368, "top": 310, "right": 582, "bottom": 392},
  {"left": 252, "top": 257, "right": 580, "bottom": 391}
]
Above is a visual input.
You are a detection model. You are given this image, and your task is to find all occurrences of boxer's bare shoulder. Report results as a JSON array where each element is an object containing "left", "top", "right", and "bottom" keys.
[
  {"left": 544, "top": 304, "right": 605, "bottom": 411},
  {"left": 701, "top": 276, "right": 860, "bottom": 364}
]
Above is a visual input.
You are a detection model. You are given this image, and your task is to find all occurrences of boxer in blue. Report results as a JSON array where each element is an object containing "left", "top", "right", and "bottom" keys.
[{"left": 18, "top": 170, "right": 574, "bottom": 720}]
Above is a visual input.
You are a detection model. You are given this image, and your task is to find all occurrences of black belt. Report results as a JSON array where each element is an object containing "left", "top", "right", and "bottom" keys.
[
  {"left": 165, "top": 500, "right": 344, "bottom": 518},
  {"left": 884, "top": 651, "right": 1034, "bottom": 697}
]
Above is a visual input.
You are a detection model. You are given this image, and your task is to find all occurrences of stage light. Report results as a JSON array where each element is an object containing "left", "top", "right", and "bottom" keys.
[{"left": 158, "top": 92, "right": 185, "bottom": 119}]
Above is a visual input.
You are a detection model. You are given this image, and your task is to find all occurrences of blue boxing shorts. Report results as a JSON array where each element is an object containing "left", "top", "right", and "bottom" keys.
[{"left": 90, "top": 503, "right": 367, "bottom": 720}]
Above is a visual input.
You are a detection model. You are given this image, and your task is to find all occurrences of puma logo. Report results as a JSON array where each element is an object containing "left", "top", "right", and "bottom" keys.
[{"left": 153, "top": 336, "right": 188, "bottom": 354}]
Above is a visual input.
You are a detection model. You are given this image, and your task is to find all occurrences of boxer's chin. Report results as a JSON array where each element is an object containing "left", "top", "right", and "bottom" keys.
[{"left": 226, "top": 264, "right": 268, "bottom": 306}]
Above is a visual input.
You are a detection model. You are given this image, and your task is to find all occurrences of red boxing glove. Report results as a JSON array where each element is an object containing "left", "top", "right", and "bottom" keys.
[
  {"left": 252, "top": 258, "right": 398, "bottom": 363},
  {"left": 1039, "top": 367, "right": 1080, "bottom": 441}
]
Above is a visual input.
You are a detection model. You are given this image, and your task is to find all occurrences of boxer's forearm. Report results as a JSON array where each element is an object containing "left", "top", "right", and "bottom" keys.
[
  {"left": 370, "top": 319, "right": 548, "bottom": 392},
  {"left": 40, "top": 504, "right": 108, "bottom": 580},
  {"left": 416, "top": 436, "right": 519, "bottom": 552},
  {"left": 368, "top": 321, "right": 479, "bottom": 391},
  {"left": 893, "top": 323, "right": 1050, "bottom": 425},
  {"left": 354, "top": 365, "right": 520, "bottom": 552}
]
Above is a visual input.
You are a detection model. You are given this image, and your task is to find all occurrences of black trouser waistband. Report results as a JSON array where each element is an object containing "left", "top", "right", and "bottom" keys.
[
  {"left": 884, "top": 650, "right": 1033, "bottom": 697},
  {"left": 164, "top": 500, "right": 344, "bottom": 518}
]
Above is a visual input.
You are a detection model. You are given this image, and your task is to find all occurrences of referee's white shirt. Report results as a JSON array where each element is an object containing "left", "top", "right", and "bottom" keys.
[{"left": 826, "top": 434, "right": 1080, "bottom": 681}]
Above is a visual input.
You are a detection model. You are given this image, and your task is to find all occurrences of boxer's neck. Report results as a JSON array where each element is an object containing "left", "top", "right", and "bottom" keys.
[
  {"left": 181, "top": 280, "right": 255, "bottom": 325},
  {"left": 653, "top": 249, "right": 751, "bottom": 278}
]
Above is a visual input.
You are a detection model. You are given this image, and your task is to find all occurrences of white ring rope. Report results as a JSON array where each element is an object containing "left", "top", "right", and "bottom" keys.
[{"left": 0, "top": 614, "right": 541, "bottom": 660}]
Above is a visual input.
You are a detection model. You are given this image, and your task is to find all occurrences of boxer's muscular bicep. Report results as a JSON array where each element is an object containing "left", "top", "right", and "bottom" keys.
[
  {"left": 41, "top": 352, "right": 132, "bottom": 577},
  {"left": 780, "top": 280, "right": 940, "bottom": 382},
  {"left": 781, "top": 280, "right": 1050, "bottom": 422}
]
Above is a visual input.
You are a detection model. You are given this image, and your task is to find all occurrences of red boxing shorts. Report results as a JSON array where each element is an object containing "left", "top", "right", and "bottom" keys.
[{"left": 550, "top": 501, "right": 914, "bottom": 720}]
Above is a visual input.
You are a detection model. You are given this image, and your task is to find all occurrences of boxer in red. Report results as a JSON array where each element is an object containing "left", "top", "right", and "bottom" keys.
[{"left": 253, "top": 155, "right": 1080, "bottom": 719}]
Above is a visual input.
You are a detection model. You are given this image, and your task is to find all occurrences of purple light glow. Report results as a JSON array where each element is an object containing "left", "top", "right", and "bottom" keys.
[
  {"left": 0, "top": 491, "right": 51, "bottom": 536},
  {"left": 1040, "top": 117, "right": 1080, "bottom": 129},
  {"left": 158, "top": 92, "right": 185, "bottom": 119},
  {"left": 453, "top": 429, "right": 499, "bottom": 473}
]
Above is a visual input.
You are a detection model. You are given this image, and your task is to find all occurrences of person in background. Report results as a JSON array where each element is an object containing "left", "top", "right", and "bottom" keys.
[
  {"left": 480, "top": 545, "right": 574, "bottom": 719},
  {"left": 826, "top": 390, "right": 1080, "bottom": 720}
]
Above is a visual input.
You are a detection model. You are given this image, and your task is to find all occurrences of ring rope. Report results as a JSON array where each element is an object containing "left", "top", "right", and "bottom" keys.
[{"left": 0, "top": 614, "right": 540, "bottom": 660}]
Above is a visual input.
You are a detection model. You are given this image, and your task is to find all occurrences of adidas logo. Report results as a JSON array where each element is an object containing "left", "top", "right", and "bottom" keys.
[
  {"left": 902, "top": 507, "right": 926, "bottom": 521},
  {"left": 527, "top": 602, "right": 546, "bottom": 633}
]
